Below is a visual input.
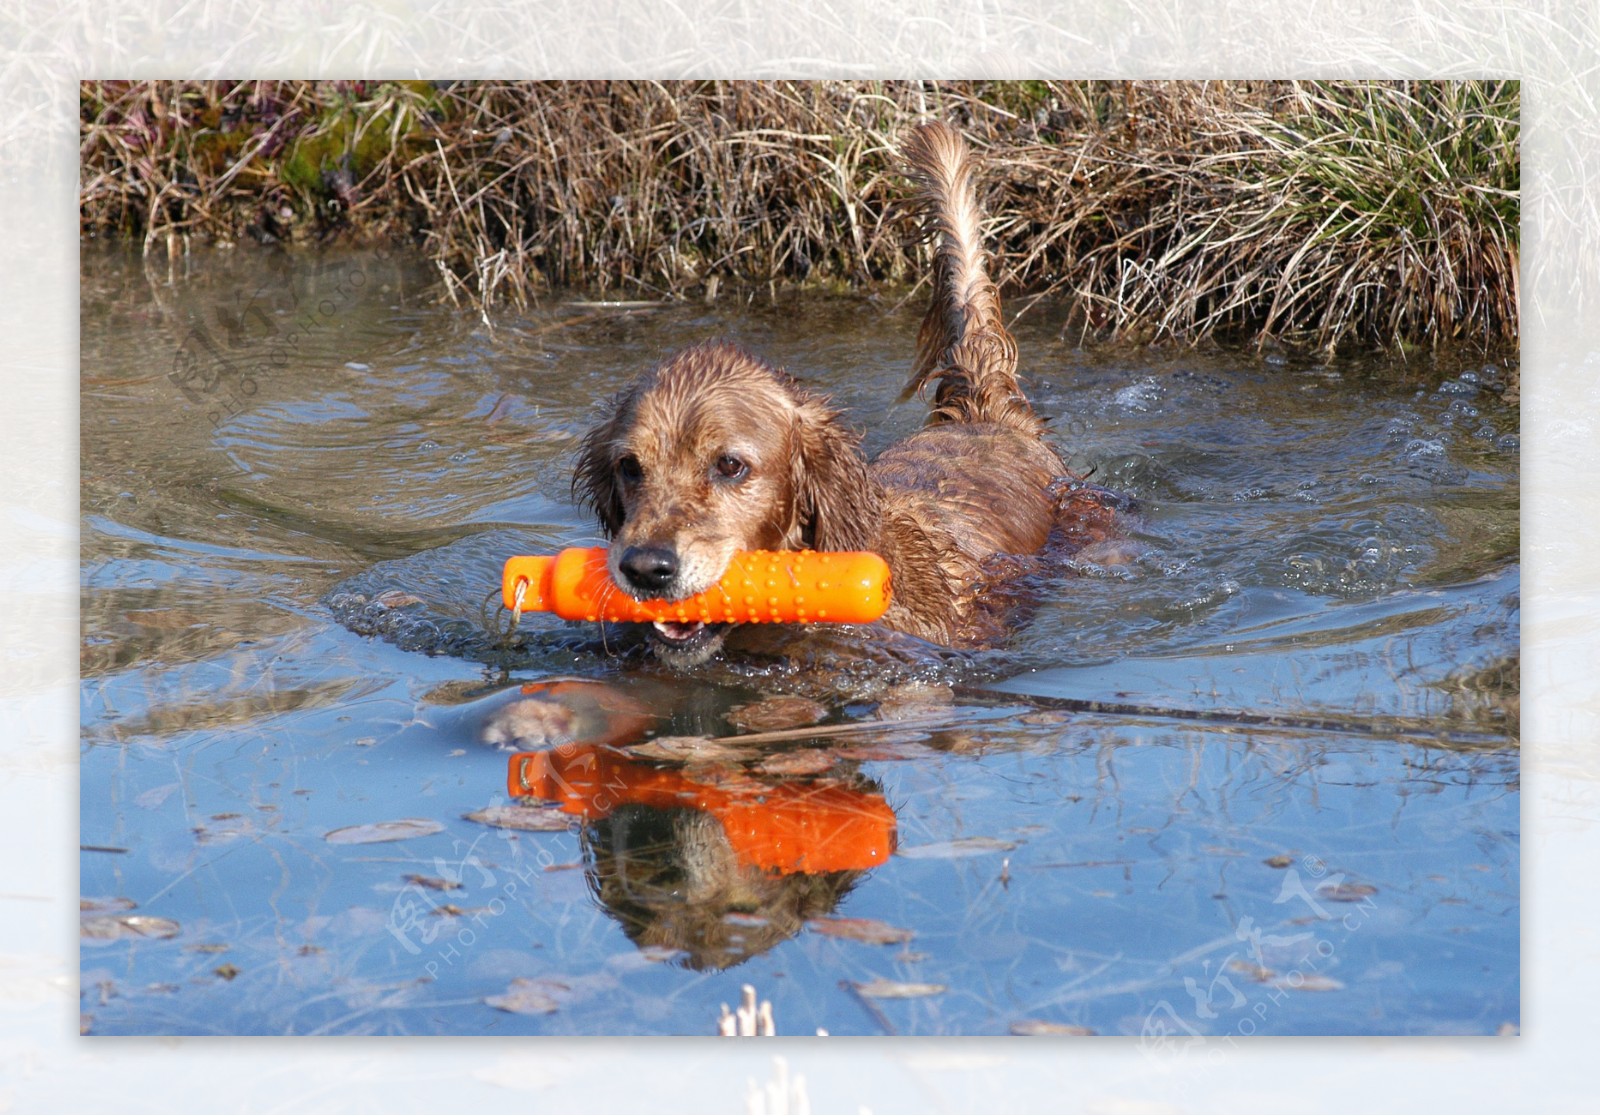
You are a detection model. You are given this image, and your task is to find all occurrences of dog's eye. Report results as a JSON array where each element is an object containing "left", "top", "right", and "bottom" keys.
[
  {"left": 616, "top": 454, "right": 643, "bottom": 483},
  {"left": 714, "top": 454, "right": 749, "bottom": 482}
]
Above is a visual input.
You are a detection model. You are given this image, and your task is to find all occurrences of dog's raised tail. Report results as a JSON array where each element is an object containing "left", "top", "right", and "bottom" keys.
[{"left": 900, "top": 122, "right": 1037, "bottom": 431}]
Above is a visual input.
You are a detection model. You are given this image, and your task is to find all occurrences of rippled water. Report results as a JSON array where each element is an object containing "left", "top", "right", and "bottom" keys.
[{"left": 80, "top": 247, "right": 1518, "bottom": 1036}]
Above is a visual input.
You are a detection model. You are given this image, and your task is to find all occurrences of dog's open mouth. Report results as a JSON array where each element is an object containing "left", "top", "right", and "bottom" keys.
[{"left": 646, "top": 618, "right": 730, "bottom": 660}]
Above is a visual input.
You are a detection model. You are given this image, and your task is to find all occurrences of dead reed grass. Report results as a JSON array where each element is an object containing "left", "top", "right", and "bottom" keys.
[{"left": 80, "top": 79, "right": 1518, "bottom": 352}]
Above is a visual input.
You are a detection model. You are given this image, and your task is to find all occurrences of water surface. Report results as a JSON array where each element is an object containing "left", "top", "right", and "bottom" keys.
[{"left": 80, "top": 247, "right": 1518, "bottom": 1036}]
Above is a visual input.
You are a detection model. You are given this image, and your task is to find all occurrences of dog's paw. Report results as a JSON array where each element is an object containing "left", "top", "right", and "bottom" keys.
[{"left": 479, "top": 698, "right": 580, "bottom": 751}]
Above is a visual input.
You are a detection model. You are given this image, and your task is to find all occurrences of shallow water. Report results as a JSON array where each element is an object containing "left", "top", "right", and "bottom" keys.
[{"left": 80, "top": 247, "right": 1518, "bottom": 1036}]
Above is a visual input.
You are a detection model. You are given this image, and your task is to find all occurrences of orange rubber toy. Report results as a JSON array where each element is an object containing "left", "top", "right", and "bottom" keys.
[{"left": 502, "top": 547, "right": 891, "bottom": 625}]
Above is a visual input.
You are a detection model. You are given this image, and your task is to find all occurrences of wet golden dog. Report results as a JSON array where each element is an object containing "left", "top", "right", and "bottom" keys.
[{"left": 574, "top": 122, "right": 1119, "bottom": 667}]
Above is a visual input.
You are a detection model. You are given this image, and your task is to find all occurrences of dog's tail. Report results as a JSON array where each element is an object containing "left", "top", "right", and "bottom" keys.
[{"left": 900, "top": 122, "right": 1039, "bottom": 432}]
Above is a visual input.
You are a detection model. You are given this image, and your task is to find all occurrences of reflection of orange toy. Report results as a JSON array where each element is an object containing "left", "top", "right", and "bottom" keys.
[
  {"left": 501, "top": 548, "right": 891, "bottom": 625},
  {"left": 509, "top": 746, "right": 896, "bottom": 875}
]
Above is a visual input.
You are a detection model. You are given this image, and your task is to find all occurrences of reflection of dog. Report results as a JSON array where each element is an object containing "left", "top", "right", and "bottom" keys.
[
  {"left": 512, "top": 743, "right": 896, "bottom": 971},
  {"left": 587, "top": 803, "right": 863, "bottom": 971},
  {"left": 575, "top": 122, "right": 1124, "bottom": 668}
]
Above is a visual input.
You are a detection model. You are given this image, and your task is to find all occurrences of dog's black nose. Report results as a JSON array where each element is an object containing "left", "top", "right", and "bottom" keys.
[{"left": 617, "top": 545, "right": 679, "bottom": 594}]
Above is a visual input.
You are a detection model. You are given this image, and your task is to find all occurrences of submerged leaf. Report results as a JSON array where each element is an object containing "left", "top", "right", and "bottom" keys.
[
  {"left": 463, "top": 805, "right": 571, "bottom": 832},
  {"left": 852, "top": 978, "right": 945, "bottom": 999},
  {"left": 1274, "top": 974, "right": 1345, "bottom": 992},
  {"left": 404, "top": 874, "right": 463, "bottom": 891},
  {"left": 80, "top": 897, "right": 136, "bottom": 914},
  {"left": 727, "top": 695, "right": 829, "bottom": 732},
  {"left": 898, "top": 837, "right": 1017, "bottom": 859},
  {"left": 1010, "top": 1020, "right": 1096, "bottom": 1036},
  {"left": 1227, "top": 959, "right": 1276, "bottom": 982},
  {"left": 757, "top": 749, "right": 836, "bottom": 776},
  {"left": 324, "top": 818, "right": 444, "bottom": 844},
  {"left": 195, "top": 817, "right": 257, "bottom": 845},
  {"left": 807, "top": 917, "right": 914, "bottom": 945},
  {"left": 626, "top": 735, "right": 751, "bottom": 763},
  {"left": 1319, "top": 881, "right": 1379, "bottom": 902},
  {"left": 134, "top": 783, "right": 181, "bottom": 810},
  {"left": 485, "top": 977, "right": 568, "bottom": 1015},
  {"left": 81, "top": 914, "right": 181, "bottom": 941}
]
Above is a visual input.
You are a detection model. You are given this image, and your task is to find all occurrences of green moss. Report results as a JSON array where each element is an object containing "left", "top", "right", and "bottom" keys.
[
  {"left": 177, "top": 119, "right": 249, "bottom": 179},
  {"left": 280, "top": 86, "right": 432, "bottom": 200},
  {"left": 994, "top": 80, "right": 1055, "bottom": 115}
]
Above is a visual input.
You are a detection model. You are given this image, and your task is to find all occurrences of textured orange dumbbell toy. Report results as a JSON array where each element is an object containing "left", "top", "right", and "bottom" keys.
[{"left": 501, "top": 547, "right": 891, "bottom": 625}]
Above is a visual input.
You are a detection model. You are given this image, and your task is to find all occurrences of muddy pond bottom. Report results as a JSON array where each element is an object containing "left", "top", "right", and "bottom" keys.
[{"left": 80, "top": 248, "right": 1518, "bottom": 1036}]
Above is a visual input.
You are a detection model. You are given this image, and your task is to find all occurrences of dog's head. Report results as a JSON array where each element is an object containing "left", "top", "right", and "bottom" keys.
[{"left": 574, "top": 341, "right": 876, "bottom": 667}]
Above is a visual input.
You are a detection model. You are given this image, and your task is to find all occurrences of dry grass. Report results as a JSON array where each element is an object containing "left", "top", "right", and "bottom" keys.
[{"left": 80, "top": 79, "right": 1519, "bottom": 352}]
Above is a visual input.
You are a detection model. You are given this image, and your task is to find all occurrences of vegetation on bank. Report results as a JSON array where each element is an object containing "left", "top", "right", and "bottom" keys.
[{"left": 80, "top": 79, "right": 1519, "bottom": 353}]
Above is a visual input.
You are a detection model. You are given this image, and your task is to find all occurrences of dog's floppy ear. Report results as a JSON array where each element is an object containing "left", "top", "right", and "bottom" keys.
[
  {"left": 572, "top": 386, "right": 635, "bottom": 537},
  {"left": 791, "top": 395, "right": 879, "bottom": 553}
]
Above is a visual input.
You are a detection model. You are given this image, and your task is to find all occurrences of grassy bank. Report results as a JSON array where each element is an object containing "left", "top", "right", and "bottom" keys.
[{"left": 80, "top": 79, "right": 1518, "bottom": 352}]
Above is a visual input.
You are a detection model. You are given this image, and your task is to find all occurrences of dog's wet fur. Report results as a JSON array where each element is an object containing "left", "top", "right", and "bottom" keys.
[{"left": 574, "top": 122, "right": 1120, "bottom": 668}]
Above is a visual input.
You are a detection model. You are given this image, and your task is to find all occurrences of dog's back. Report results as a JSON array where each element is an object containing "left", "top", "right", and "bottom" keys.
[{"left": 869, "top": 122, "right": 1067, "bottom": 605}]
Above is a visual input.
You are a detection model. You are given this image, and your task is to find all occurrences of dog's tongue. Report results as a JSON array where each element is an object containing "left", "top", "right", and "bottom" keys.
[{"left": 652, "top": 619, "right": 706, "bottom": 642}]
